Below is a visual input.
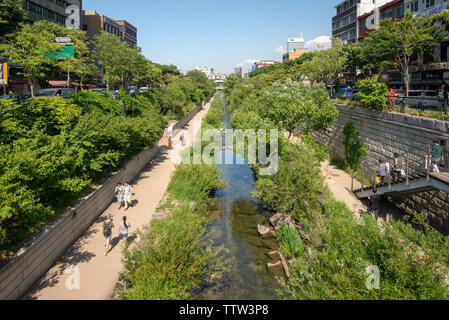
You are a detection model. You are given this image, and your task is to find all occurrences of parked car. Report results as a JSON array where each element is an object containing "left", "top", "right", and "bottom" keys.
[
  {"left": 138, "top": 87, "right": 150, "bottom": 93},
  {"left": 336, "top": 87, "right": 354, "bottom": 99},
  {"left": 397, "top": 90, "right": 445, "bottom": 111},
  {"left": 90, "top": 88, "right": 107, "bottom": 93},
  {"left": 35, "top": 88, "right": 75, "bottom": 98}
]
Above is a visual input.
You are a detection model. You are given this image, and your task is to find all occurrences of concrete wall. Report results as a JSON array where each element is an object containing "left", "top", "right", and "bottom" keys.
[
  {"left": 0, "top": 103, "right": 204, "bottom": 300},
  {"left": 311, "top": 104, "right": 449, "bottom": 234}
]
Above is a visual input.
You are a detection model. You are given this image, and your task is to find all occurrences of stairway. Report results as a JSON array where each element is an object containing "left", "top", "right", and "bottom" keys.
[{"left": 354, "top": 172, "right": 449, "bottom": 199}]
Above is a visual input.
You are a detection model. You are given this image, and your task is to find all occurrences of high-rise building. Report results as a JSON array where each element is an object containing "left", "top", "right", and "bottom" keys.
[
  {"left": 286, "top": 31, "right": 305, "bottom": 52},
  {"left": 332, "top": 0, "right": 394, "bottom": 43},
  {"left": 114, "top": 20, "right": 138, "bottom": 47},
  {"left": 22, "top": 0, "right": 82, "bottom": 29}
]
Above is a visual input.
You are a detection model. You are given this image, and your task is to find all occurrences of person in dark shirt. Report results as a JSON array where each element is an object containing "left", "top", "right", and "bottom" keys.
[
  {"left": 431, "top": 139, "right": 444, "bottom": 173},
  {"left": 368, "top": 189, "right": 381, "bottom": 221}
]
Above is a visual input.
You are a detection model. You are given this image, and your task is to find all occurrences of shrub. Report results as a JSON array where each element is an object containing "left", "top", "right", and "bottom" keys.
[
  {"left": 166, "top": 164, "right": 224, "bottom": 202},
  {"left": 69, "top": 91, "right": 121, "bottom": 115},
  {"left": 356, "top": 76, "right": 389, "bottom": 111}
]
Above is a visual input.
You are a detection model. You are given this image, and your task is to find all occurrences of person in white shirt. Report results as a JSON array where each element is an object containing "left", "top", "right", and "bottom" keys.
[
  {"left": 123, "top": 182, "right": 133, "bottom": 210},
  {"left": 115, "top": 183, "right": 124, "bottom": 209}
]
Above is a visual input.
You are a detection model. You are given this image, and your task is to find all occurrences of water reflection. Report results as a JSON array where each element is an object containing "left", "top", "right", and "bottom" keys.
[{"left": 195, "top": 104, "right": 280, "bottom": 300}]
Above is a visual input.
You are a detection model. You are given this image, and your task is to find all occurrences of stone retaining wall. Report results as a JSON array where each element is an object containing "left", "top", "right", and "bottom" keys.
[
  {"left": 311, "top": 105, "right": 449, "bottom": 234},
  {"left": 0, "top": 102, "right": 205, "bottom": 300}
]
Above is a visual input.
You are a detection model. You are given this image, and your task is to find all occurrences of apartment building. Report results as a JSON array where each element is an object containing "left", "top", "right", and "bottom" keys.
[
  {"left": 22, "top": 0, "right": 82, "bottom": 29},
  {"left": 358, "top": 0, "right": 405, "bottom": 40},
  {"left": 332, "top": 0, "right": 394, "bottom": 43},
  {"left": 114, "top": 20, "right": 138, "bottom": 47}
]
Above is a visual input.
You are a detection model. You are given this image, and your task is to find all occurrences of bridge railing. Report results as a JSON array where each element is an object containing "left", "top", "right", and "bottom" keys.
[{"left": 360, "top": 143, "right": 448, "bottom": 191}]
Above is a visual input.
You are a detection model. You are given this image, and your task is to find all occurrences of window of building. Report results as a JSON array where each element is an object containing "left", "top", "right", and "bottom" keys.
[
  {"left": 394, "top": 5, "right": 404, "bottom": 17},
  {"left": 82, "top": 24, "right": 88, "bottom": 31},
  {"left": 410, "top": 1, "right": 419, "bottom": 12},
  {"left": 28, "top": 1, "right": 43, "bottom": 15},
  {"left": 426, "top": 0, "right": 435, "bottom": 8}
]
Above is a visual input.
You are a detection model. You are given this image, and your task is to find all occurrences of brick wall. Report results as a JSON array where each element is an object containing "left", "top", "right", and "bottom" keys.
[{"left": 311, "top": 105, "right": 449, "bottom": 234}]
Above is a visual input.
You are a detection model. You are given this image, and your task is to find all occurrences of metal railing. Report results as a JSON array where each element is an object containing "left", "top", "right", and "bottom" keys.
[
  {"left": 360, "top": 144, "right": 448, "bottom": 190},
  {"left": 389, "top": 96, "right": 449, "bottom": 113}
]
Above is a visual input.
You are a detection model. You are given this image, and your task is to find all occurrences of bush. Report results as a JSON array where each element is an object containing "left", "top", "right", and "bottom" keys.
[
  {"left": 118, "top": 161, "right": 226, "bottom": 300},
  {"left": 69, "top": 91, "right": 121, "bottom": 115},
  {"left": 203, "top": 96, "right": 225, "bottom": 129},
  {"left": 356, "top": 76, "right": 389, "bottom": 111},
  {"left": 166, "top": 164, "right": 224, "bottom": 202}
]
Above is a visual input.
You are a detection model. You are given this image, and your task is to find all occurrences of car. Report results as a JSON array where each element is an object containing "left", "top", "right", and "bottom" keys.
[
  {"left": 138, "top": 87, "right": 150, "bottom": 93},
  {"left": 336, "top": 87, "right": 354, "bottom": 99},
  {"left": 0, "top": 94, "right": 21, "bottom": 102},
  {"left": 90, "top": 88, "right": 107, "bottom": 93},
  {"left": 396, "top": 90, "right": 445, "bottom": 111},
  {"left": 35, "top": 88, "right": 75, "bottom": 98}
]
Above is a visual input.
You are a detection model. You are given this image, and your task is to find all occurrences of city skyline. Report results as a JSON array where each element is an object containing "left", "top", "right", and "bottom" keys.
[{"left": 83, "top": 0, "right": 337, "bottom": 74}]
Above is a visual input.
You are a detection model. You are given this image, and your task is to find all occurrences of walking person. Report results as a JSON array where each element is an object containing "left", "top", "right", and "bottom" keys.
[
  {"left": 115, "top": 183, "right": 124, "bottom": 209},
  {"left": 430, "top": 139, "right": 444, "bottom": 173},
  {"left": 119, "top": 216, "right": 131, "bottom": 248},
  {"left": 123, "top": 182, "right": 133, "bottom": 210},
  {"left": 180, "top": 133, "right": 186, "bottom": 147},
  {"left": 391, "top": 153, "right": 402, "bottom": 183},
  {"left": 368, "top": 189, "right": 381, "bottom": 221},
  {"left": 377, "top": 159, "right": 387, "bottom": 184},
  {"left": 103, "top": 215, "right": 114, "bottom": 256}
]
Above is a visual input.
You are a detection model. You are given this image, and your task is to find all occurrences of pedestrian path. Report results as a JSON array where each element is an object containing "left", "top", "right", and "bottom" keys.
[{"left": 24, "top": 101, "right": 212, "bottom": 300}]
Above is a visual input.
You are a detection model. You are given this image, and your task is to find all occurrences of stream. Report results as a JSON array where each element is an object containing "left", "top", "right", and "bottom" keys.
[{"left": 195, "top": 98, "right": 281, "bottom": 300}]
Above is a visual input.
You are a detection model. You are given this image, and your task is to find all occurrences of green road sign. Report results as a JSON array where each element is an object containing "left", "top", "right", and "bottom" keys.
[{"left": 46, "top": 45, "right": 75, "bottom": 59}]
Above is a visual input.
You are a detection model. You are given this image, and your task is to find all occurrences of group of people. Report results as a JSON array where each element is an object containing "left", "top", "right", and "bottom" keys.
[
  {"left": 376, "top": 153, "right": 404, "bottom": 185},
  {"left": 102, "top": 215, "right": 131, "bottom": 256},
  {"left": 376, "top": 139, "right": 446, "bottom": 185},
  {"left": 114, "top": 182, "right": 133, "bottom": 210},
  {"left": 101, "top": 182, "right": 134, "bottom": 256}
]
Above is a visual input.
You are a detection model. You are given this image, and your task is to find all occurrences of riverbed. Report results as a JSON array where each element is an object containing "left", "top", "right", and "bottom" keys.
[{"left": 195, "top": 100, "right": 281, "bottom": 300}]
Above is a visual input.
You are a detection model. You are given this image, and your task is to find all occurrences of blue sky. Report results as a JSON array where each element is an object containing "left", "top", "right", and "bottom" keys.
[{"left": 84, "top": 0, "right": 338, "bottom": 74}]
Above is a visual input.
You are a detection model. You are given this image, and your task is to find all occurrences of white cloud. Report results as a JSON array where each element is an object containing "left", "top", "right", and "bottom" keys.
[
  {"left": 237, "top": 59, "right": 259, "bottom": 68},
  {"left": 305, "top": 36, "right": 332, "bottom": 51},
  {"left": 167, "top": 59, "right": 174, "bottom": 64},
  {"left": 275, "top": 46, "right": 286, "bottom": 55}
]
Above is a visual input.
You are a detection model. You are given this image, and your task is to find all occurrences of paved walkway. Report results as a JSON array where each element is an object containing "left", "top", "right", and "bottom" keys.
[
  {"left": 25, "top": 101, "right": 212, "bottom": 300},
  {"left": 285, "top": 133, "right": 367, "bottom": 218}
]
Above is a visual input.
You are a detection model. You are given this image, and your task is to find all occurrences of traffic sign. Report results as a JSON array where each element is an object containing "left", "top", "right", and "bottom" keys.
[{"left": 56, "top": 37, "right": 71, "bottom": 43}]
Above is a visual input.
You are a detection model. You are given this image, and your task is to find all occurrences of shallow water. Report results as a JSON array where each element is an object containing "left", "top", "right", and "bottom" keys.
[{"left": 195, "top": 103, "right": 280, "bottom": 300}]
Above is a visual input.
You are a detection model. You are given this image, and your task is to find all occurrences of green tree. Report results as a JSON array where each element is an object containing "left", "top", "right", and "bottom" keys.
[
  {"left": 0, "top": 0, "right": 25, "bottom": 38},
  {"left": 223, "top": 73, "right": 242, "bottom": 98},
  {"left": 67, "top": 29, "right": 97, "bottom": 90},
  {"left": 356, "top": 76, "right": 389, "bottom": 111},
  {"left": 259, "top": 79, "right": 338, "bottom": 138},
  {"left": 363, "top": 12, "right": 446, "bottom": 96},
  {"left": 343, "top": 120, "right": 368, "bottom": 190},
  {"left": 0, "top": 22, "right": 60, "bottom": 97},
  {"left": 186, "top": 70, "right": 215, "bottom": 99},
  {"left": 93, "top": 32, "right": 122, "bottom": 90},
  {"left": 301, "top": 38, "right": 348, "bottom": 92}
]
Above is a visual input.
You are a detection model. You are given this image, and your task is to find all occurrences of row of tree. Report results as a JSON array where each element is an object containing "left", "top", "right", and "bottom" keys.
[
  {"left": 250, "top": 11, "right": 449, "bottom": 97},
  {"left": 0, "top": 0, "right": 184, "bottom": 96}
]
